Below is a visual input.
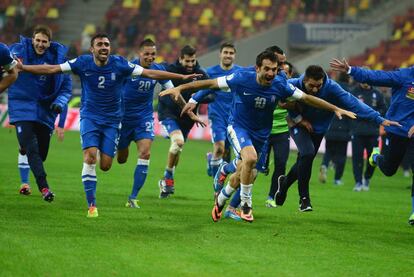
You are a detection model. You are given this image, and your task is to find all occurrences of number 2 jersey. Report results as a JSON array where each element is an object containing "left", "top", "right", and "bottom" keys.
[{"left": 60, "top": 55, "right": 143, "bottom": 127}]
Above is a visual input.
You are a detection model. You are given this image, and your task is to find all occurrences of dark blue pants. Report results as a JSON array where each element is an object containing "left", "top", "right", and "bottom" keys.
[
  {"left": 285, "top": 127, "right": 324, "bottom": 199},
  {"left": 351, "top": 135, "right": 378, "bottom": 184},
  {"left": 15, "top": 121, "right": 52, "bottom": 191},
  {"left": 266, "top": 132, "right": 290, "bottom": 198},
  {"left": 322, "top": 139, "right": 348, "bottom": 181}
]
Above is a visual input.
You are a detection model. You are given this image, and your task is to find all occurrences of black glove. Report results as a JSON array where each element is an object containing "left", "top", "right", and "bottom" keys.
[{"left": 50, "top": 103, "right": 62, "bottom": 113}]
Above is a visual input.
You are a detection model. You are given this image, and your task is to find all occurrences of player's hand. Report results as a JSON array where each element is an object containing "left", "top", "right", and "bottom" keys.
[
  {"left": 50, "top": 103, "right": 63, "bottom": 113},
  {"left": 298, "top": 118, "right": 313, "bottom": 133},
  {"left": 180, "top": 102, "right": 197, "bottom": 117},
  {"left": 334, "top": 108, "right": 356, "bottom": 120},
  {"left": 182, "top": 73, "right": 203, "bottom": 81},
  {"left": 379, "top": 125, "right": 386, "bottom": 136},
  {"left": 159, "top": 87, "right": 181, "bottom": 101},
  {"left": 187, "top": 112, "right": 206, "bottom": 127},
  {"left": 56, "top": 127, "right": 64, "bottom": 142},
  {"left": 408, "top": 125, "right": 414, "bottom": 138},
  {"left": 329, "top": 58, "right": 350, "bottom": 73},
  {"left": 381, "top": 119, "right": 401, "bottom": 127}
]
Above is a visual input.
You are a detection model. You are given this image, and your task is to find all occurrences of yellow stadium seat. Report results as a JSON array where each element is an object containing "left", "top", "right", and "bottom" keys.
[
  {"left": 249, "top": 0, "right": 260, "bottom": 7},
  {"left": 198, "top": 16, "right": 210, "bottom": 26},
  {"left": 5, "top": 5, "right": 16, "bottom": 17},
  {"left": 359, "top": 0, "right": 370, "bottom": 10},
  {"left": 254, "top": 10, "right": 266, "bottom": 21},
  {"left": 155, "top": 56, "right": 164, "bottom": 63},
  {"left": 365, "top": 53, "right": 376, "bottom": 65},
  {"left": 201, "top": 8, "right": 213, "bottom": 19},
  {"left": 241, "top": 17, "right": 253, "bottom": 28},
  {"left": 83, "top": 24, "right": 96, "bottom": 35},
  {"left": 407, "top": 54, "right": 414, "bottom": 65},
  {"left": 373, "top": 62, "right": 383, "bottom": 70},
  {"left": 233, "top": 9, "right": 244, "bottom": 20},
  {"left": 123, "top": 0, "right": 140, "bottom": 8},
  {"left": 261, "top": 0, "right": 271, "bottom": 7},
  {"left": 169, "top": 28, "right": 181, "bottom": 39},
  {"left": 403, "top": 21, "right": 412, "bottom": 33},
  {"left": 188, "top": 0, "right": 200, "bottom": 4},
  {"left": 170, "top": 6, "right": 182, "bottom": 17},
  {"left": 46, "top": 8, "right": 59, "bottom": 19},
  {"left": 144, "top": 34, "right": 156, "bottom": 42},
  {"left": 392, "top": 29, "right": 402, "bottom": 41}
]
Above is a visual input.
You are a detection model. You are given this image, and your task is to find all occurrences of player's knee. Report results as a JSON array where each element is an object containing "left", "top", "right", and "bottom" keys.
[
  {"left": 117, "top": 155, "right": 127, "bottom": 164},
  {"left": 100, "top": 163, "right": 112, "bottom": 172},
  {"left": 139, "top": 151, "right": 151, "bottom": 160},
  {"left": 243, "top": 154, "right": 258, "bottom": 168},
  {"left": 84, "top": 154, "right": 97, "bottom": 165},
  {"left": 214, "top": 146, "right": 225, "bottom": 157},
  {"left": 169, "top": 133, "right": 185, "bottom": 154}
]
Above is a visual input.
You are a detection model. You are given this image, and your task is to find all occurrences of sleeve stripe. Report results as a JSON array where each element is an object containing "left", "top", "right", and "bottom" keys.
[
  {"left": 60, "top": 62, "right": 72, "bottom": 73},
  {"left": 291, "top": 87, "right": 304, "bottom": 99},
  {"left": 217, "top": 76, "right": 229, "bottom": 90},
  {"left": 132, "top": 65, "right": 144, "bottom": 76},
  {"left": 162, "top": 80, "right": 174, "bottom": 89},
  {"left": 3, "top": 59, "right": 17, "bottom": 71}
]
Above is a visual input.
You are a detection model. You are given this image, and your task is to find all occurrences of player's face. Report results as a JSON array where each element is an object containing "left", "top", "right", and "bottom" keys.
[
  {"left": 32, "top": 33, "right": 50, "bottom": 55},
  {"left": 91, "top": 37, "right": 111, "bottom": 64},
  {"left": 304, "top": 78, "right": 324, "bottom": 94},
  {"left": 220, "top": 47, "right": 236, "bottom": 67},
  {"left": 179, "top": 54, "right": 196, "bottom": 73},
  {"left": 139, "top": 46, "right": 156, "bottom": 68},
  {"left": 256, "top": 59, "right": 278, "bottom": 86}
]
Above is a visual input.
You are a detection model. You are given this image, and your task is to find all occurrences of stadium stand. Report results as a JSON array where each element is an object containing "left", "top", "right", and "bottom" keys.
[{"left": 349, "top": 8, "right": 414, "bottom": 70}]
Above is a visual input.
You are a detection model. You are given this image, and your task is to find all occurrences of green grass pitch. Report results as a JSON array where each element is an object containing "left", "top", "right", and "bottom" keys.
[{"left": 0, "top": 128, "right": 412, "bottom": 276}]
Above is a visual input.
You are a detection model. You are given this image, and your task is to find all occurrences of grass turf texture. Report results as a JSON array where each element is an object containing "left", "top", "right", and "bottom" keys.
[{"left": 0, "top": 128, "right": 412, "bottom": 276}]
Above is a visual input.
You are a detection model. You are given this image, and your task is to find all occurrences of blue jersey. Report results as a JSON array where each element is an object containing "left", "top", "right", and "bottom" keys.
[
  {"left": 217, "top": 70, "right": 301, "bottom": 141},
  {"left": 122, "top": 59, "right": 172, "bottom": 123},
  {"left": 0, "top": 43, "right": 16, "bottom": 70},
  {"left": 350, "top": 66, "right": 414, "bottom": 137},
  {"left": 288, "top": 74, "right": 384, "bottom": 134},
  {"left": 61, "top": 55, "right": 143, "bottom": 126},
  {"left": 192, "top": 64, "right": 242, "bottom": 120}
]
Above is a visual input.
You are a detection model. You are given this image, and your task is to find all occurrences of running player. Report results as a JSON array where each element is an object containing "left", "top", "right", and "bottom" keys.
[{"left": 0, "top": 42, "right": 18, "bottom": 93}]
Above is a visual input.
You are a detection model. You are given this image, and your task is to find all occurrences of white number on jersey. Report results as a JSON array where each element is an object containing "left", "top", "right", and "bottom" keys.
[
  {"left": 98, "top": 76, "right": 105, "bottom": 88},
  {"left": 254, "top": 97, "right": 266, "bottom": 109},
  {"left": 138, "top": 80, "right": 151, "bottom": 91},
  {"left": 145, "top": 121, "right": 154, "bottom": 132}
]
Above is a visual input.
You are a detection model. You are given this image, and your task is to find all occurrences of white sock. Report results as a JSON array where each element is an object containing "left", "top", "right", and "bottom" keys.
[
  {"left": 240, "top": 183, "right": 253, "bottom": 207},
  {"left": 218, "top": 184, "right": 235, "bottom": 207}
]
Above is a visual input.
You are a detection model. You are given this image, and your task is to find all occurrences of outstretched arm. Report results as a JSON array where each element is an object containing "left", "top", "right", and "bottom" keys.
[
  {"left": 300, "top": 93, "right": 357, "bottom": 120},
  {"left": 159, "top": 79, "right": 220, "bottom": 101},
  {"left": 18, "top": 61, "right": 63, "bottom": 75},
  {"left": 141, "top": 68, "right": 202, "bottom": 81}
]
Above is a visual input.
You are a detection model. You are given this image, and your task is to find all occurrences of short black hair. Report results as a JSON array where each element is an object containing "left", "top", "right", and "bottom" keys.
[
  {"left": 139, "top": 38, "right": 156, "bottom": 49},
  {"left": 305, "top": 65, "right": 325, "bottom": 80},
  {"left": 265, "top": 45, "right": 284, "bottom": 55},
  {"left": 283, "top": 61, "right": 294, "bottom": 75},
  {"left": 220, "top": 42, "right": 236, "bottom": 53},
  {"left": 90, "top": 33, "right": 110, "bottom": 47},
  {"left": 33, "top": 25, "right": 52, "bottom": 41},
  {"left": 180, "top": 45, "right": 196, "bottom": 58},
  {"left": 255, "top": 50, "right": 277, "bottom": 67}
]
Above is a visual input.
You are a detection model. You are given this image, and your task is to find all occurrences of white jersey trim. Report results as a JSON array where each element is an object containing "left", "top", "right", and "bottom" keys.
[
  {"left": 132, "top": 65, "right": 144, "bottom": 76},
  {"left": 162, "top": 80, "right": 174, "bottom": 90},
  {"left": 217, "top": 76, "right": 229, "bottom": 90},
  {"left": 60, "top": 62, "right": 72, "bottom": 73},
  {"left": 286, "top": 87, "right": 304, "bottom": 101},
  {"left": 4, "top": 59, "right": 17, "bottom": 71}
]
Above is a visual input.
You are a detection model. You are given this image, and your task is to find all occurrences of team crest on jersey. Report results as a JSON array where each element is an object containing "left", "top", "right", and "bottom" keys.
[
  {"left": 69, "top": 58, "right": 77, "bottom": 63},
  {"left": 406, "top": 87, "right": 414, "bottom": 100},
  {"left": 226, "top": 73, "right": 234, "bottom": 81}
]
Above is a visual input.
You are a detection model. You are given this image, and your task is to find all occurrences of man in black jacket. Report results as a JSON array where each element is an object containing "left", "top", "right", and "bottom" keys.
[
  {"left": 351, "top": 82, "right": 387, "bottom": 191},
  {"left": 158, "top": 45, "right": 209, "bottom": 198}
]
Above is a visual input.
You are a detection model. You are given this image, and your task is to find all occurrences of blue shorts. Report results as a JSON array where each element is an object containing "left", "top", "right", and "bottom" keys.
[
  {"left": 160, "top": 118, "right": 192, "bottom": 140},
  {"left": 227, "top": 125, "right": 268, "bottom": 172},
  {"left": 80, "top": 118, "right": 121, "bottom": 158},
  {"left": 118, "top": 119, "right": 154, "bottom": 150},
  {"left": 209, "top": 116, "right": 228, "bottom": 143}
]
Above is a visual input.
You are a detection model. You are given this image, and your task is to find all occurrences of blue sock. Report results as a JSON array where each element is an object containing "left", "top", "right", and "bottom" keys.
[
  {"left": 130, "top": 159, "right": 149, "bottom": 199},
  {"left": 229, "top": 187, "right": 241, "bottom": 208},
  {"left": 223, "top": 158, "right": 237, "bottom": 174},
  {"left": 164, "top": 167, "right": 174, "bottom": 179},
  {"left": 412, "top": 196, "right": 414, "bottom": 213},
  {"left": 18, "top": 153, "right": 30, "bottom": 184},
  {"left": 210, "top": 158, "right": 223, "bottom": 178},
  {"left": 82, "top": 163, "right": 97, "bottom": 207}
]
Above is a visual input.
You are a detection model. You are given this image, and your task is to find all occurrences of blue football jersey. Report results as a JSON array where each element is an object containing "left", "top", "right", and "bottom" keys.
[
  {"left": 206, "top": 64, "right": 242, "bottom": 119},
  {"left": 218, "top": 70, "right": 301, "bottom": 140},
  {"left": 61, "top": 55, "right": 143, "bottom": 125},
  {"left": 0, "top": 43, "right": 16, "bottom": 70},
  {"left": 122, "top": 59, "right": 172, "bottom": 123}
]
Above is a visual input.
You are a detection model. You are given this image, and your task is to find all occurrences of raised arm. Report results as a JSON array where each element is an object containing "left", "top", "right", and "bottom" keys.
[
  {"left": 141, "top": 68, "right": 202, "bottom": 81},
  {"left": 300, "top": 93, "right": 356, "bottom": 120},
  {"left": 19, "top": 62, "right": 63, "bottom": 75},
  {"left": 159, "top": 79, "right": 220, "bottom": 101}
]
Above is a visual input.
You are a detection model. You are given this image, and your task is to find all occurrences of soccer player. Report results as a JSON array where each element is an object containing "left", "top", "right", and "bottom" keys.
[
  {"left": 8, "top": 25, "right": 72, "bottom": 201},
  {"left": 117, "top": 39, "right": 202, "bottom": 208},
  {"left": 199, "top": 42, "right": 242, "bottom": 178},
  {"left": 275, "top": 65, "right": 400, "bottom": 212},
  {"left": 0, "top": 42, "right": 18, "bottom": 93},
  {"left": 350, "top": 81, "right": 387, "bottom": 191},
  {"left": 157, "top": 45, "right": 209, "bottom": 198},
  {"left": 160, "top": 50, "right": 356, "bottom": 222},
  {"left": 18, "top": 34, "right": 202, "bottom": 217},
  {"left": 330, "top": 58, "right": 414, "bottom": 225}
]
